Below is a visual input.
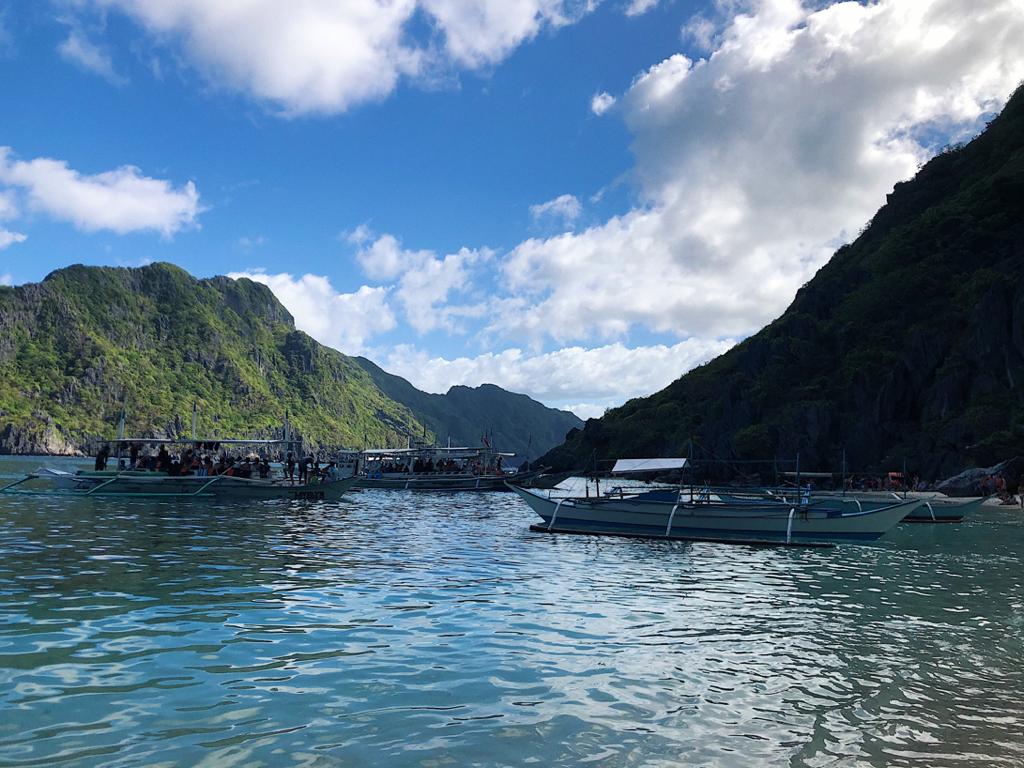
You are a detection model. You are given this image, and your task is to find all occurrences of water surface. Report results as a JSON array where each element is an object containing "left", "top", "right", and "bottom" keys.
[{"left": 1, "top": 456, "right": 1022, "bottom": 766}]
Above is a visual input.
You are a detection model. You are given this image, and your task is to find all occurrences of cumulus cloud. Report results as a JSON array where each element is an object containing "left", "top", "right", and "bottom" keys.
[
  {"left": 493, "top": 0, "right": 1024, "bottom": 346},
  {"left": 352, "top": 230, "right": 491, "bottom": 334},
  {"left": 590, "top": 90, "right": 616, "bottom": 115},
  {"left": 0, "top": 147, "right": 201, "bottom": 236},
  {"left": 228, "top": 270, "right": 396, "bottom": 355},
  {"left": 58, "top": 30, "right": 127, "bottom": 85},
  {"left": 0, "top": 273, "right": 14, "bottom": 285},
  {"left": 81, "top": 0, "right": 601, "bottom": 115},
  {"left": 378, "top": 337, "right": 736, "bottom": 417},
  {"left": 529, "top": 193, "right": 582, "bottom": 227}
]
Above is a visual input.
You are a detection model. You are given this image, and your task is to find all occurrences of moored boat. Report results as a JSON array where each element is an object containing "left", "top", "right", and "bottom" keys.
[
  {"left": 2, "top": 468, "right": 357, "bottom": 501},
  {"left": 509, "top": 485, "right": 920, "bottom": 546},
  {"left": 1, "top": 414, "right": 358, "bottom": 501},
  {"left": 350, "top": 442, "right": 539, "bottom": 491},
  {"left": 810, "top": 491, "right": 988, "bottom": 523}
]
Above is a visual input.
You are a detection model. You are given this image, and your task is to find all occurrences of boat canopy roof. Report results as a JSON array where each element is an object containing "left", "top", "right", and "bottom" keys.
[
  {"left": 780, "top": 471, "right": 833, "bottom": 479},
  {"left": 107, "top": 437, "right": 298, "bottom": 446},
  {"left": 361, "top": 447, "right": 516, "bottom": 457},
  {"left": 611, "top": 458, "right": 688, "bottom": 474}
]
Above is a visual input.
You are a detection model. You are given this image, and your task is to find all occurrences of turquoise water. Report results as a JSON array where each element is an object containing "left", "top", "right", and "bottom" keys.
[{"left": 1, "top": 456, "right": 1022, "bottom": 767}]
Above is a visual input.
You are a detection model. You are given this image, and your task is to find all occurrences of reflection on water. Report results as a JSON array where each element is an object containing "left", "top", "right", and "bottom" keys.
[{"left": 0, "top": 456, "right": 1022, "bottom": 766}]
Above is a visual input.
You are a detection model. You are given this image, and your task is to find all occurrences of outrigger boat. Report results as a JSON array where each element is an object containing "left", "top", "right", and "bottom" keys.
[
  {"left": 808, "top": 491, "right": 989, "bottom": 523},
  {"left": 509, "top": 459, "right": 920, "bottom": 546},
  {"left": 348, "top": 441, "right": 542, "bottom": 491},
  {"left": 1, "top": 411, "right": 357, "bottom": 501}
]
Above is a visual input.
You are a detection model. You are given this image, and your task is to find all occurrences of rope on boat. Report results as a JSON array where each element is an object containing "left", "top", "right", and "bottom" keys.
[
  {"left": 925, "top": 501, "right": 936, "bottom": 521},
  {"left": 786, "top": 507, "right": 795, "bottom": 544}
]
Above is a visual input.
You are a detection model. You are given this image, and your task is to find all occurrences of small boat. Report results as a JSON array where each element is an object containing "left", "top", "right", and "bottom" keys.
[{"left": 509, "top": 485, "right": 920, "bottom": 546}]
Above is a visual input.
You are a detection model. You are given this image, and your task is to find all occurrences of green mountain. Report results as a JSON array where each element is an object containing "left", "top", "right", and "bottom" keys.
[
  {"left": 540, "top": 85, "right": 1024, "bottom": 480},
  {"left": 0, "top": 263, "right": 578, "bottom": 456},
  {"left": 353, "top": 357, "right": 582, "bottom": 461}
]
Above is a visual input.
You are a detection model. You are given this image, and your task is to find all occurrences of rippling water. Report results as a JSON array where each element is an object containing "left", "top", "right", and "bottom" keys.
[{"left": 1, "top": 456, "right": 1022, "bottom": 767}]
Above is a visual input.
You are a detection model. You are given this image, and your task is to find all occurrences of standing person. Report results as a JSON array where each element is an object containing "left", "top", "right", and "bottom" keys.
[
  {"left": 298, "top": 455, "right": 310, "bottom": 485},
  {"left": 285, "top": 452, "right": 295, "bottom": 483}
]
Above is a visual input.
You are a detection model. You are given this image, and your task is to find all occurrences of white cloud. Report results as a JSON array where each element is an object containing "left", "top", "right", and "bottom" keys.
[
  {"left": 58, "top": 31, "right": 127, "bottom": 85},
  {"left": 624, "top": 0, "right": 660, "bottom": 17},
  {"left": 529, "top": 193, "right": 582, "bottom": 227},
  {"left": 0, "top": 273, "right": 14, "bottom": 286},
  {"left": 0, "top": 147, "right": 201, "bottom": 236},
  {"left": 352, "top": 230, "right": 491, "bottom": 334},
  {"left": 0, "top": 229, "right": 27, "bottom": 250},
  {"left": 83, "top": 0, "right": 601, "bottom": 115},
  {"left": 590, "top": 90, "right": 616, "bottom": 115},
  {"left": 0, "top": 190, "right": 17, "bottom": 220},
  {"left": 422, "top": 0, "right": 591, "bottom": 68},
  {"left": 228, "top": 270, "right": 396, "bottom": 355},
  {"left": 492, "top": 0, "right": 1024, "bottom": 346},
  {"left": 378, "top": 337, "right": 735, "bottom": 417}
]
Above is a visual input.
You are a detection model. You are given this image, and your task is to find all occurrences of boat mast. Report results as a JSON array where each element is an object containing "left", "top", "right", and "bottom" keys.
[{"left": 191, "top": 401, "right": 198, "bottom": 442}]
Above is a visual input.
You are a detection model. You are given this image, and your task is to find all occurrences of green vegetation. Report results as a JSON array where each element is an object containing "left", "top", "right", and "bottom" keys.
[{"left": 540, "top": 85, "right": 1024, "bottom": 479}]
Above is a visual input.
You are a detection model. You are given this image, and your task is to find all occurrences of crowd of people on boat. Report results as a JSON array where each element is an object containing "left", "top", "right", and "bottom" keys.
[
  {"left": 368, "top": 454, "right": 501, "bottom": 475},
  {"left": 95, "top": 444, "right": 342, "bottom": 484}
]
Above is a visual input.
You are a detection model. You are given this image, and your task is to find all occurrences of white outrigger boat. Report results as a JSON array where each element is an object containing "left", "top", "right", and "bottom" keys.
[
  {"left": 809, "top": 491, "right": 989, "bottom": 523},
  {"left": 509, "top": 459, "right": 920, "bottom": 546}
]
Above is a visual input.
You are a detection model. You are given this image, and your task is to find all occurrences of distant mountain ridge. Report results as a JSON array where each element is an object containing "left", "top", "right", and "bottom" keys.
[
  {"left": 539, "top": 84, "right": 1024, "bottom": 479},
  {"left": 354, "top": 357, "right": 582, "bottom": 460},
  {"left": 0, "top": 263, "right": 581, "bottom": 456}
]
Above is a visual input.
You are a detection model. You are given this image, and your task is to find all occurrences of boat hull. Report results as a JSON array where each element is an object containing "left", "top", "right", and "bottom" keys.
[
  {"left": 5, "top": 471, "right": 358, "bottom": 501},
  {"left": 354, "top": 471, "right": 535, "bottom": 491},
  {"left": 510, "top": 486, "right": 918, "bottom": 545}
]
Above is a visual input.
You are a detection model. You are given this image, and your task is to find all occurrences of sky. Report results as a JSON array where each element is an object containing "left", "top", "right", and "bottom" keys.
[{"left": 1, "top": 1, "right": 1023, "bottom": 419}]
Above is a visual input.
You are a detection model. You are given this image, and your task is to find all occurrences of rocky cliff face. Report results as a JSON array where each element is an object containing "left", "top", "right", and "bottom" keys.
[{"left": 539, "top": 85, "right": 1024, "bottom": 479}]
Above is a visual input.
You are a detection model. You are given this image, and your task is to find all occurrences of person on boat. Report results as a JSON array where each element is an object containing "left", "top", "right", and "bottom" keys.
[
  {"left": 203, "top": 455, "right": 214, "bottom": 476},
  {"left": 258, "top": 459, "right": 271, "bottom": 479},
  {"left": 129, "top": 442, "right": 140, "bottom": 469},
  {"left": 325, "top": 462, "right": 339, "bottom": 481},
  {"left": 285, "top": 452, "right": 296, "bottom": 483},
  {"left": 312, "top": 456, "right": 321, "bottom": 479},
  {"left": 155, "top": 446, "right": 170, "bottom": 471},
  {"left": 94, "top": 444, "right": 111, "bottom": 471},
  {"left": 298, "top": 455, "right": 310, "bottom": 484}
]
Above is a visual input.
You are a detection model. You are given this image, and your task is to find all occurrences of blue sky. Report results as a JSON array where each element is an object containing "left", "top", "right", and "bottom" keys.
[{"left": 1, "top": 1, "right": 1023, "bottom": 417}]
